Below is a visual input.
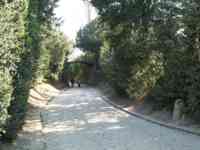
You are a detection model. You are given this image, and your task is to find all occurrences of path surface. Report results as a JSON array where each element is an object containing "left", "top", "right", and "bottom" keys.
[{"left": 42, "top": 87, "right": 200, "bottom": 150}]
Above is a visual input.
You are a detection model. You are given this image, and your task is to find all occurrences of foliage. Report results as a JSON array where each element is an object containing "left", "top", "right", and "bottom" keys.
[
  {"left": 74, "top": 53, "right": 95, "bottom": 83},
  {"left": 89, "top": 0, "right": 200, "bottom": 119},
  {"left": 0, "top": 0, "right": 69, "bottom": 139},
  {"left": 47, "top": 31, "right": 72, "bottom": 81},
  {"left": 0, "top": 71, "right": 12, "bottom": 134},
  {"left": 61, "top": 52, "right": 94, "bottom": 85},
  {"left": 0, "top": 0, "right": 26, "bottom": 136},
  {"left": 127, "top": 51, "right": 164, "bottom": 100},
  {"left": 76, "top": 19, "right": 103, "bottom": 71},
  {"left": 76, "top": 19, "right": 102, "bottom": 53},
  {"left": 181, "top": 0, "right": 200, "bottom": 117}
]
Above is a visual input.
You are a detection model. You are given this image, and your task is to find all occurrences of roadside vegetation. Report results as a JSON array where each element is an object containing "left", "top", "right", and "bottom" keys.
[
  {"left": 76, "top": 0, "right": 200, "bottom": 123},
  {"left": 0, "top": 0, "right": 71, "bottom": 140},
  {"left": 1, "top": 0, "right": 200, "bottom": 141}
]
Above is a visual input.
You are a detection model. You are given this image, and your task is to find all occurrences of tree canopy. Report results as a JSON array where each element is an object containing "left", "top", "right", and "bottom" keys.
[{"left": 76, "top": 0, "right": 200, "bottom": 119}]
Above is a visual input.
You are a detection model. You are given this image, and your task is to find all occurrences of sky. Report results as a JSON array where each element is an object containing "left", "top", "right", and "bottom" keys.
[
  {"left": 54, "top": 0, "right": 97, "bottom": 41},
  {"left": 54, "top": 0, "right": 97, "bottom": 60}
]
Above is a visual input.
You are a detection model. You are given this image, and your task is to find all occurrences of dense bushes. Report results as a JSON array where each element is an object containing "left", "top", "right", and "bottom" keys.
[
  {"left": 0, "top": 72, "right": 12, "bottom": 134},
  {"left": 47, "top": 31, "right": 72, "bottom": 81},
  {"left": 85, "top": 0, "right": 200, "bottom": 119},
  {"left": 76, "top": 20, "right": 102, "bottom": 84},
  {"left": 61, "top": 52, "right": 95, "bottom": 85},
  {"left": 0, "top": 0, "right": 26, "bottom": 136},
  {"left": 127, "top": 51, "right": 164, "bottom": 100},
  {"left": 0, "top": 0, "right": 70, "bottom": 139}
]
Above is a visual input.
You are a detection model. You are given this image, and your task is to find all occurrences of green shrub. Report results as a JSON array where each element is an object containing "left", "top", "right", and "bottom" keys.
[
  {"left": 0, "top": 0, "right": 26, "bottom": 137},
  {"left": 127, "top": 51, "right": 164, "bottom": 100},
  {"left": 0, "top": 0, "right": 69, "bottom": 140},
  {"left": 0, "top": 71, "right": 12, "bottom": 134}
]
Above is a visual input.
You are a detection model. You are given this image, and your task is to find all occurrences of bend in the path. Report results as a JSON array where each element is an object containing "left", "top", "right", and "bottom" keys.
[{"left": 42, "top": 87, "right": 200, "bottom": 150}]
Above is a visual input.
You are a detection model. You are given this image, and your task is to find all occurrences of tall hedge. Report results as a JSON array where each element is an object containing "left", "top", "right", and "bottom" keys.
[
  {"left": 0, "top": 0, "right": 65, "bottom": 140},
  {"left": 0, "top": 0, "right": 26, "bottom": 136}
]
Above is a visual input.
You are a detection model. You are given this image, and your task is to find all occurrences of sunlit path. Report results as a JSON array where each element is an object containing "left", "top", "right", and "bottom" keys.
[{"left": 42, "top": 87, "right": 200, "bottom": 150}]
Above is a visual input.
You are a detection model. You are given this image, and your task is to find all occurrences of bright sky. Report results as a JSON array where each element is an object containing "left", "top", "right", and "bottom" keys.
[
  {"left": 54, "top": 0, "right": 97, "bottom": 60},
  {"left": 55, "top": 0, "right": 97, "bottom": 41}
]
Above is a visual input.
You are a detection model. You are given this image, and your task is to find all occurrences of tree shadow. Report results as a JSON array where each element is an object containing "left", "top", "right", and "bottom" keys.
[{"left": 41, "top": 88, "right": 200, "bottom": 150}]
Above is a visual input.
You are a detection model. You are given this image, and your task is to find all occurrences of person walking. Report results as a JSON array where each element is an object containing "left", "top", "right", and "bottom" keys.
[
  {"left": 77, "top": 80, "right": 81, "bottom": 87},
  {"left": 71, "top": 78, "right": 75, "bottom": 88}
]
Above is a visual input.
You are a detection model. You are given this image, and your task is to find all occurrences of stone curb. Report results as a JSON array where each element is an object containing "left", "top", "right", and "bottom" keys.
[{"left": 101, "top": 96, "right": 200, "bottom": 137}]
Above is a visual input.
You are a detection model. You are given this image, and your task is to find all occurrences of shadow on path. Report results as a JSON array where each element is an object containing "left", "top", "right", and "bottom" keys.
[{"left": 42, "top": 88, "right": 200, "bottom": 150}]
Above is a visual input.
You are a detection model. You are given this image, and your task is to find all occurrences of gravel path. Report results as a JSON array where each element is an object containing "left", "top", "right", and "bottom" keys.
[{"left": 42, "top": 87, "right": 200, "bottom": 150}]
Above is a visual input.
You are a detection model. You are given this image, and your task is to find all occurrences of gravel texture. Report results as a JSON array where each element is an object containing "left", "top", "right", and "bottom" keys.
[{"left": 42, "top": 87, "right": 200, "bottom": 150}]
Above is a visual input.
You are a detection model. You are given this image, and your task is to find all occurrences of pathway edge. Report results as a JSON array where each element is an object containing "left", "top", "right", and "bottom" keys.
[{"left": 101, "top": 95, "right": 200, "bottom": 137}]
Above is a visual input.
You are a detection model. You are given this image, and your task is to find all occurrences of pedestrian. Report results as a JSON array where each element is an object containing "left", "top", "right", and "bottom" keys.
[
  {"left": 77, "top": 80, "right": 81, "bottom": 87},
  {"left": 71, "top": 78, "right": 75, "bottom": 88}
]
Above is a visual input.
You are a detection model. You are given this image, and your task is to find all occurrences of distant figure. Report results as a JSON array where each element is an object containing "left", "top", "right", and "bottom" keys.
[
  {"left": 66, "top": 81, "right": 70, "bottom": 88},
  {"left": 77, "top": 80, "right": 81, "bottom": 87},
  {"left": 70, "top": 78, "right": 75, "bottom": 87}
]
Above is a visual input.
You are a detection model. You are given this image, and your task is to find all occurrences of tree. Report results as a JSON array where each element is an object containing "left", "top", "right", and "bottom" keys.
[
  {"left": 180, "top": 0, "right": 200, "bottom": 117},
  {"left": 47, "top": 30, "right": 72, "bottom": 81},
  {"left": 76, "top": 19, "right": 102, "bottom": 69},
  {"left": 89, "top": 0, "right": 200, "bottom": 119}
]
